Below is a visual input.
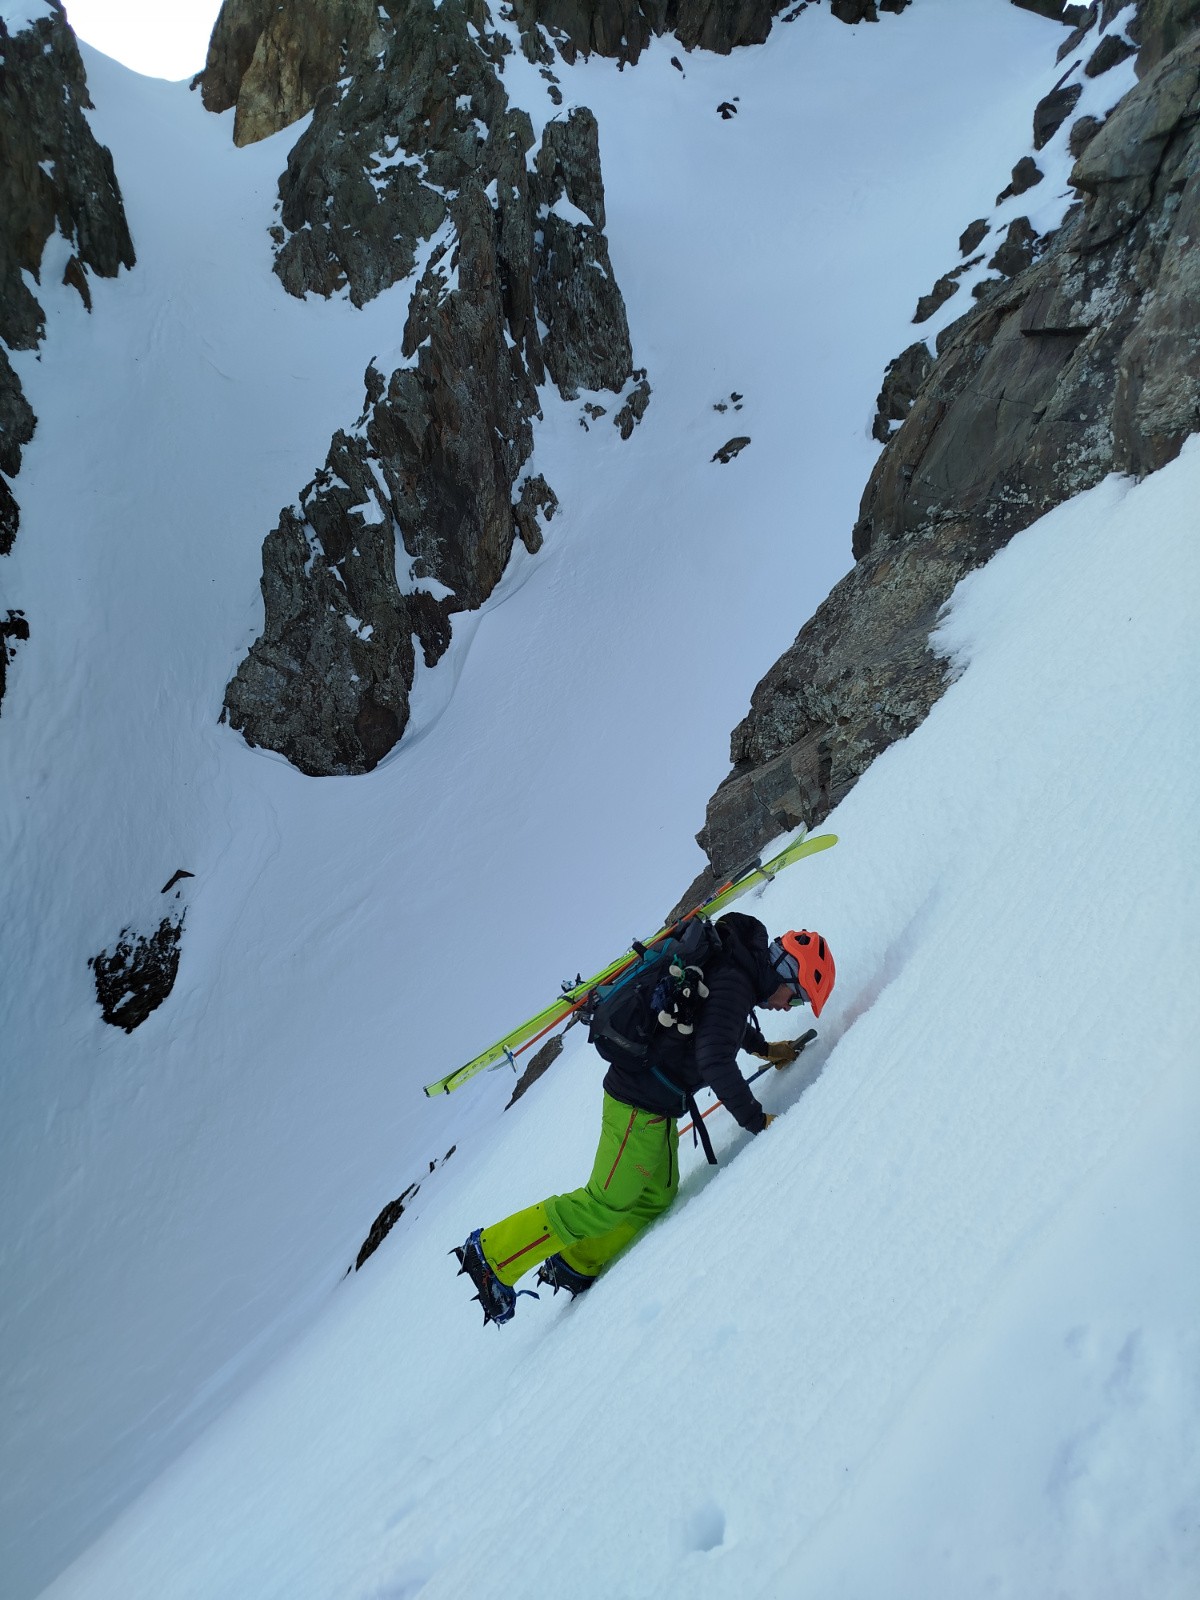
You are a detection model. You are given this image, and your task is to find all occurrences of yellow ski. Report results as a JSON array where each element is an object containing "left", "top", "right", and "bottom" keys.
[{"left": 422, "top": 828, "right": 837, "bottom": 1096}]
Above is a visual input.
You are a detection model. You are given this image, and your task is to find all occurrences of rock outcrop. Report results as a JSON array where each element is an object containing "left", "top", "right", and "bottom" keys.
[
  {"left": 87, "top": 870, "right": 195, "bottom": 1032},
  {"left": 696, "top": 3, "right": 1200, "bottom": 881},
  {"left": 199, "top": 0, "right": 386, "bottom": 147},
  {"left": 202, "top": 0, "right": 920, "bottom": 152},
  {"left": 1137, "top": 0, "right": 1200, "bottom": 71},
  {"left": 354, "top": 1144, "right": 457, "bottom": 1270},
  {"left": 0, "top": 0, "right": 135, "bottom": 709},
  {"left": 223, "top": 0, "right": 638, "bottom": 774},
  {"left": 88, "top": 915, "right": 186, "bottom": 1033},
  {"left": 509, "top": 0, "right": 797, "bottom": 64}
]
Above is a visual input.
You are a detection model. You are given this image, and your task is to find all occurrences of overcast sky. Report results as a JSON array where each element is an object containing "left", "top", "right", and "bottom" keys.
[{"left": 63, "top": 0, "right": 223, "bottom": 79}]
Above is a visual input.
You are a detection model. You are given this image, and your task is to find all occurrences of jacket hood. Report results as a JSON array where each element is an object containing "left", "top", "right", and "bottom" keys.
[{"left": 715, "top": 912, "right": 779, "bottom": 1004}]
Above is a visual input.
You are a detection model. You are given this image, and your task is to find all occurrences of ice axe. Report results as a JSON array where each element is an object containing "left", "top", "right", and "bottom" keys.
[{"left": 679, "top": 1028, "right": 818, "bottom": 1140}]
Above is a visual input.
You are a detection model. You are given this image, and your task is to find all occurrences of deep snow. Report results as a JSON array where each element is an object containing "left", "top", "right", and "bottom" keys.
[{"left": 1, "top": 2, "right": 1194, "bottom": 1596}]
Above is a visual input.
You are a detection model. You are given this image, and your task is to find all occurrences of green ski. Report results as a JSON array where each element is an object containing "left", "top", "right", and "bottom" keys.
[{"left": 423, "top": 828, "right": 837, "bottom": 1097}]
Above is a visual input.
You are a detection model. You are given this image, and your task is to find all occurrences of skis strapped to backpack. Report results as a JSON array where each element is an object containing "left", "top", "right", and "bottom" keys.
[
  {"left": 581, "top": 917, "right": 731, "bottom": 1167},
  {"left": 582, "top": 915, "right": 724, "bottom": 1069},
  {"left": 422, "top": 826, "right": 838, "bottom": 1097}
]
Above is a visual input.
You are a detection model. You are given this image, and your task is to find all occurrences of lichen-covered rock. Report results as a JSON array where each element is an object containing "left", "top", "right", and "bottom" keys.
[
  {"left": 856, "top": 33, "right": 1200, "bottom": 551},
  {"left": 697, "top": 523, "right": 968, "bottom": 876},
  {"left": 0, "top": 0, "right": 135, "bottom": 709},
  {"left": 698, "top": 21, "right": 1200, "bottom": 876}
]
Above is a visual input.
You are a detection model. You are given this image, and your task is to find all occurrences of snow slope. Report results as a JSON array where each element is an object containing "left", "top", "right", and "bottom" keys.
[
  {"left": 3, "top": 1, "right": 1191, "bottom": 1594},
  {"left": 39, "top": 439, "right": 1200, "bottom": 1600}
]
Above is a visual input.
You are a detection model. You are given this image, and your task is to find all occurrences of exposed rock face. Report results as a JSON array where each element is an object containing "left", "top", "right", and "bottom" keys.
[
  {"left": 1012, "top": 0, "right": 1092, "bottom": 21},
  {"left": 1, "top": 605, "right": 29, "bottom": 707},
  {"left": 996, "top": 153, "right": 1044, "bottom": 201},
  {"left": 506, "top": 1032, "right": 564, "bottom": 1108},
  {"left": 511, "top": 0, "right": 787, "bottom": 61},
  {"left": 0, "top": 0, "right": 135, "bottom": 711},
  {"left": 871, "top": 339, "right": 934, "bottom": 442},
  {"left": 199, "top": 0, "right": 386, "bottom": 147},
  {"left": 1034, "top": 77, "right": 1085, "bottom": 147},
  {"left": 202, "top": 0, "right": 914, "bottom": 149},
  {"left": 86, "top": 871, "right": 195, "bottom": 1032},
  {"left": 271, "top": 0, "right": 512, "bottom": 304},
  {"left": 1137, "top": 0, "right": 1200, "bottom": 73},
  {"left": 354, "top": 1144, "right": 457, "bottom": 1270},
  {"left": 697, "top": 12, "right": 1200, "bottom": 878},
  {"left": 224, "top": 0, "right": 637, "bottom": 775},
  {"left": 0, "top": 347, "right": 36, "bottom": 555},
  {"left": 987, "top": 213, "right": 1042, "bottom": 276},
  {"left": 89, "top": 915, "right": 185, "bottom": 1032}
]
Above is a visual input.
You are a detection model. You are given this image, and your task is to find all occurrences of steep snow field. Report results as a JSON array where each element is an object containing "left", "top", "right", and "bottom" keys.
[
  {"left": 2, "top": 2, "right": 1192, "bottom": 1595},
  {"left": 38, "top": 442, "right": 1200, "bottom": 1600}
]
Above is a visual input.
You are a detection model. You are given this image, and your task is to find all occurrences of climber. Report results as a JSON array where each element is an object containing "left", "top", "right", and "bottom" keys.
[{"left": 453, "top": 914, "right": 835, "bottom": 1324}]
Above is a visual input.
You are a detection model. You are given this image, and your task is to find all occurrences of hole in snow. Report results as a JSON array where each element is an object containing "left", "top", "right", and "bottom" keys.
[{"left": 684, "top": 1502, "right": 726, "bottom": 1554}]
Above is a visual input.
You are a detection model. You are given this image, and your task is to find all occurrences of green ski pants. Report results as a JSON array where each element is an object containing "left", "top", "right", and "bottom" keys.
[{"left": 481, "top": 1092, "right": 680, "bottom": 1286}]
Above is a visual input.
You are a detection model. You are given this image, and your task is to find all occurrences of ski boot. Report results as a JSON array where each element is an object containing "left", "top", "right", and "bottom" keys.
[
  {"left": 452, "top": 1229, "right": 533, "bottom": 1326},
  {"left": 535, "top": 1252, "right": 597, "bottom": 1298}
]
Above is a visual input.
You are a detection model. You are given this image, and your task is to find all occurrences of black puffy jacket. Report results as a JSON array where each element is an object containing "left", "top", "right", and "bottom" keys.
[{"left": 600, "top": 912, "right": 777, "bottom": 1134}]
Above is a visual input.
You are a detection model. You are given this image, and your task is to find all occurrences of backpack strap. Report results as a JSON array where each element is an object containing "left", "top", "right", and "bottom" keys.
[
  {"left": 684, "top": 1091, "right": 718, "bottom": 1166},
  {"left": 649, "top": 1062, "right": 718, "bottom": 1166}
]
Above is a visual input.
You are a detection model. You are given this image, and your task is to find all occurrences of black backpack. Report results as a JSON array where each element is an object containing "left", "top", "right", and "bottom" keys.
[{"left": 582, "top": 916, "right": 726, "bottom": 1072}]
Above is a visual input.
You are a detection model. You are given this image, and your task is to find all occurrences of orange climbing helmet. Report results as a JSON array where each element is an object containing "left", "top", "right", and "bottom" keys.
[{"left": 769, "top": 929, "right": 836, "bottom": 1017}]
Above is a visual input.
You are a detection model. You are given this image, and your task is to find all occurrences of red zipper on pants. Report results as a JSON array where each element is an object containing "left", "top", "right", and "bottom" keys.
[
  {"left": 497, "top": 1231, "right": 551, "bottom": 1271},
  {"left": 604, "top": 1109, "right": 638, "bottom": 1190}
]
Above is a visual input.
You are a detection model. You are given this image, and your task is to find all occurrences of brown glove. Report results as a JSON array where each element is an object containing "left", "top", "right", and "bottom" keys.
[
  {"left": 762, "top": 1113, "right": 776, "bottom": 1130},
  {"left": 765, "top": 1038, "right": 802, "bottom": 1068}
]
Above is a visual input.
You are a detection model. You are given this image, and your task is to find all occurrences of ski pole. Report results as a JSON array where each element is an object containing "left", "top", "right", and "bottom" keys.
[{"left": 678, "top": 1029, "right": 818, "bottom": 1138}]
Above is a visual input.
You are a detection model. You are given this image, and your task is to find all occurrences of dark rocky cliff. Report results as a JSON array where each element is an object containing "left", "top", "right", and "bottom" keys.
[
  {"left": 687, "top": 0, "right": 1200, "bottom": 893},
  {"left": 211, "top": 0, "right": 925, "bottom": 776},
  {"left": 200, "top": 0, "right": 386, "bottom": 147},
  {"left": 199, "top": 0, "right": 917, "bottom": 139},
  {"left": 218, "top": 0, "right": 642, "bottom": 774},
  {"left": 0, "top": 0, "right": 135, "bottom": 710}
]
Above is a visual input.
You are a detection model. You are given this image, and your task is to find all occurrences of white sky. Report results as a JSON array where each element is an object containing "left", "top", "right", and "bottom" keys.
[{"left": 62, "top": 0, "right": 223, "bottom": 79}]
